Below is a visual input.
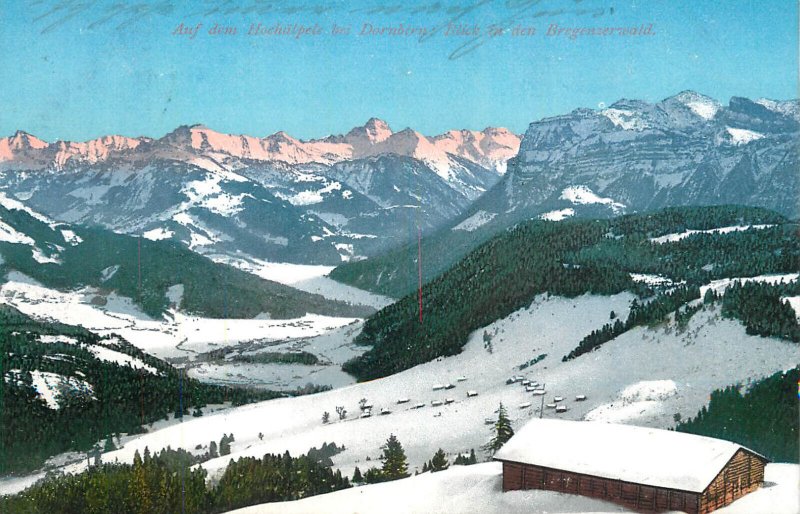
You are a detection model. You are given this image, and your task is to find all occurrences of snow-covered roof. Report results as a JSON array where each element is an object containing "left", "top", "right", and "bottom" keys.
[{"left": 494, "top": 419, "right": 766, "bottom": 493}]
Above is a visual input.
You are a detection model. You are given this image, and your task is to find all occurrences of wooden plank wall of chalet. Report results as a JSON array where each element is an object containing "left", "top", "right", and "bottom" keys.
[
  {"left": 698, "top": 449, "right": 767, "bottom": 514},
  {"left": 502, "top": 462, "right": 701, "bottom": 514}
]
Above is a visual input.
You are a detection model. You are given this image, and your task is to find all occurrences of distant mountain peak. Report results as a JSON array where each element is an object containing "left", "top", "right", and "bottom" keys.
[
  {"left": 268, "top": 130, "right": 295, "bottom": 141},
  {"left": 346, "top": 118, "right": 393, "bottom": 144},
  {"left": 8, "top": 130, "right": 48, "bottom": 149},
  {"left": 365, "top": 117, "right": 390, "bottom": 129},
  {"left": 667, "top": 91, "right": 721, "bottom": 120}
]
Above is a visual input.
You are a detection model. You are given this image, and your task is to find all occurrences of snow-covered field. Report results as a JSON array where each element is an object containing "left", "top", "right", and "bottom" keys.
[
  {"left": 5, "top": 292, "right": 797, "bottom": 502},
  {"left": 0, "top": 272, "right": 358, "bottom": 359},
  {"left": 539, "top": 208, "right": 575, "bottom": 221},
  {"left": 28, "top": 370, "right": 95, "bottom": 409},
  {"left": 629, "top": 273, "right": 678, "bottom": 287},
  {"left": 560, "top": 185, "right": 625, "bottom": 213},
  {"left": 649, "top": 224, "right": 774, "bottom": 244},
  {"left": 227, "top": 462, "right": 799, "bottom": 514},
  {"left": 699, "top": 273, "right": 799, "bottom": 298},
  {"left": 0, "top": 272, "right": 364, "bottom": 390},
  {"left": 209, "top": 255, "right": 393, "bottom": 309},
  {"left": 187, "top": 321, "right": 366, "bottom": 390}
]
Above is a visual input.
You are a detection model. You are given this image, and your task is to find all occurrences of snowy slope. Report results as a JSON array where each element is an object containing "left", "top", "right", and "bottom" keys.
[
  {"left": 228, "top": 462, "right": 629, "bottom": 514},
  {"left": 226, "top": 462, "right": 799, "bottom": 514},
  {"left": 187, "top": 321, "right": 367, "bottom": 390},
  {"left": 649, "top": 224, "right": 774, "bottom": 244},
  {"left": 0, "top": 272, "right": 360, "bottom": 364},
  {"left": 211, "top": 255, "right": 392, "bottom": 309},
  {"left": 6, "top": 292, "right": 796, "bottom": 498}
]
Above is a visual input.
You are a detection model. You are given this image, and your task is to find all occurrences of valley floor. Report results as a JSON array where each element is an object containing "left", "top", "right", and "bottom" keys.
[{"left": 0, "top": 270, "right": 371, "bottom": 390}]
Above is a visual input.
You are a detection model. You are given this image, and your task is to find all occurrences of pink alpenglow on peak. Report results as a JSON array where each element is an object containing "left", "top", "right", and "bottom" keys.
[
  {"left": 0, "top": 131, "right": 49, "bottom": 161},
  {"left": 0, "top": 131, "right": 147, "bottom": 168},
  {"left": 0, "top": 121, "right": 521, "bottom": 173},
  {"left": 52, "top": 135, "right": 146, "bottom": 167},
  {"left": 432, "top": 127, "right": 521, "bottom": 173}
]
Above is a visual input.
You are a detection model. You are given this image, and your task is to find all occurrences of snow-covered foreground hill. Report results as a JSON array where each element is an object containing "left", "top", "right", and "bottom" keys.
[
  {"left": 3, "top": 292, "right": 797, "bottom": 499},
  {"left": 230, "top": 462, "right": 629, "bottom": 514},
  {"left": 227, "top": 462, "right": 799, "bottom": 514}
]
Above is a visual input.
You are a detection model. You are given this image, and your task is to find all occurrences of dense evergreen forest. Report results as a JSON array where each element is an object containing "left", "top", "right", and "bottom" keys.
[
  {"left": 0, "top": 204, "right": 372, "bottom": 319},
  {"left": 0, "top": 444, "right": 350, "bottom": 513},
  {"left": 342, "top": 206, "right": 798, "bottom": 381},
  {"left": 0, "top": 305, "right": 279, "bottom": 475},
  {"left": 676, "top": 368, "right": 799, "bottom": 463},
  {"left": 721, "top": 281, "right": 800, "bottom": 342},
  {"left": 331, "top": 205, "right": 788, "bottom": 298}
]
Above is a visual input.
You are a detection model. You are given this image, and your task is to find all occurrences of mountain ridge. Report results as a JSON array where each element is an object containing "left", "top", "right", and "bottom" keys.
[{"left": 0, "top": 119, "right": 521, "bottom": 175}]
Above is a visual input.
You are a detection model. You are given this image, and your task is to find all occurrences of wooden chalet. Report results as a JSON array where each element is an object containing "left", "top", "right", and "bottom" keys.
[{"left": 494, "top": 419, "right": 768, "bottom": 513}]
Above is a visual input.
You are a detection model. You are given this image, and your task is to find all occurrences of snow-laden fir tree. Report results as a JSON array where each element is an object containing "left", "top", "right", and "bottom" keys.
[
  {"left": 380, "top": 434, "right": 409, "bottom": 480},
  {"left": 430, "top": 448, "right": 449, "bottom": 472},
  {"left": 484, "top": 402, "right": 514, "bottom": 455}
]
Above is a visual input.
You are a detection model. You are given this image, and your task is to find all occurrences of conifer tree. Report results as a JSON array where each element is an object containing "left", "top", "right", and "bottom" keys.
[
  {"left": 352, "top": 466, "right": 363, "bottom": 483},
  {"left": 363, "top": 467, "right": 383, "bottom": 484},
  {"left": 484, "top": 403, "right": 514, "bottom": 455},
  {"left": 131, "top": 450, "right": 152, "bottom": 514},
  {"left": 380, "top": 434, "right": 409, "bottom": 480},
  {"left": 430, "top": 448, "right": 449, "bottom": 472}
]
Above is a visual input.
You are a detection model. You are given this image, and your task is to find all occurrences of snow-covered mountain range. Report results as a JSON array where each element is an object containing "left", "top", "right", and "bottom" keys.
[
  {"left": 0, "top": 120, "right": 520, "bottom": 264},
  {"left": 0, "top": 119, "right": 519, "bottom": 178},
  {"left": 0, "top": 91, "right": 796, "bottom": 268},
  {"left": 458, "top": 91, "right": 798, "bottom": 232}
]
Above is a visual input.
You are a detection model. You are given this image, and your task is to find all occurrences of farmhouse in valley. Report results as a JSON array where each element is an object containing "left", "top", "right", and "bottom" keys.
[{"left": 494, "top": 419, "right": 768, "bottom": 514}]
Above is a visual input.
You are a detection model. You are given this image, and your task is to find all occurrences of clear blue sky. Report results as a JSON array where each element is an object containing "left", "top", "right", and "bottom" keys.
[{"left": 1, "top": 0, "right": 796, "bottom": 141}]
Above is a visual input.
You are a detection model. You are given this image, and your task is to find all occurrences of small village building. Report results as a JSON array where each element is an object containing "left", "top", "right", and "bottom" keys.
[{"left": 494, "top": 419, "right": 768, "bottom": 514}]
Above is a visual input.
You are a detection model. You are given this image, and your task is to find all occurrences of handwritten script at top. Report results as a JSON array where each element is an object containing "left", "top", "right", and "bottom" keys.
[{"left": 29, "top": 0, "right": 614, "bottom": 60}]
